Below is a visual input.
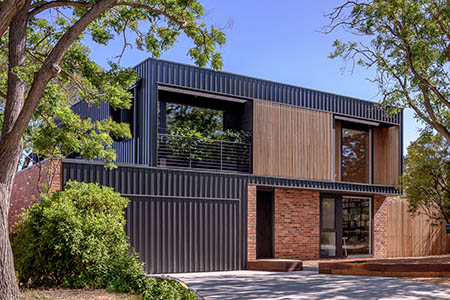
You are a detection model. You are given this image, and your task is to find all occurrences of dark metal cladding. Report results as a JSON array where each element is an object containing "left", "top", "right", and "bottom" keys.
[
  {"left": 71, "top": 101, "right": 110, "bottom": 122},
  {"left": 71, "top": 101, "right": 136, "bottom": 164},
  {"left": 248, "top": 175, "right": 400, "bottom": 195},
  {"left": 62, "top": 159, "right": 248, "bottom": 274},
  {"left": 142, "top": 58, "right": 400, "bottom": 125}
]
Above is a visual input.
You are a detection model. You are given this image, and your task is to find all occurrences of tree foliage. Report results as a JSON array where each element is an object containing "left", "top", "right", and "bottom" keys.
[
  {"left": 326, "top": 0, "right": 450, "bottom": 142},
  {"left": 166, "top": 103, "right": 223, "bottom": 137},
  {"left": 402, "top": 129, "right": 450, "bottom": 224},
  {"left": 0, "top": 1, "right": 225, "bottom": 298},
  {"left": 0, "top": 0, "right": 226, "bottom": 167}
]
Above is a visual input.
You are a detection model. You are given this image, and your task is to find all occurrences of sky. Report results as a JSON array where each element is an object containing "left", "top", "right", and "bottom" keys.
[{"left": 87, "top": 0, "right": 423, "bottom": 153}]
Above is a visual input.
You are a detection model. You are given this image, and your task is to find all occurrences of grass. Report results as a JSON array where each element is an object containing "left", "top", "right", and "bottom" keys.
[{"left": 21, "top": 288, "right": 142, "bottom": 300}]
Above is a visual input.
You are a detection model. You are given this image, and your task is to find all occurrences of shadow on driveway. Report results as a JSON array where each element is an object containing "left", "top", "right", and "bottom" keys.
[{"left": 173, "top": 270, "right": 450, "bottom": 300}]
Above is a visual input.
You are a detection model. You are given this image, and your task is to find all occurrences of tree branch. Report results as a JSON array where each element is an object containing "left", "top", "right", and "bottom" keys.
[
  {"left": 401, "top": 37, "right": 450, "bottom": 110},
  {"left": 115, "top": 2, "right": 187, "bottom": 28},
  {"left": 0, "top": 0, "right": 25, "bottom": 39},
  {"left": 28, "top": 1, "right": 93, "bottom": 19},
  {"left": 5, "top": 0, "right": 117, "bottom": 144}
]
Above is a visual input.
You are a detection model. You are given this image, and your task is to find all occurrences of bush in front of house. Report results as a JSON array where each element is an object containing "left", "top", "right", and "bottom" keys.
[{"left": 11, "top": 180, "right": 197, "bottom": 300}]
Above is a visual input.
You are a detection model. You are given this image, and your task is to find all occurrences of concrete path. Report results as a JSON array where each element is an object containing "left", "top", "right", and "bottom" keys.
[{"left": 172, "top": 270, "right": 450, "bottom": 300}]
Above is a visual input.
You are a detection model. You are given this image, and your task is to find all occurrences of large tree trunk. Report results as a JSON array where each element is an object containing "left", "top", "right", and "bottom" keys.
[
  {"left": 0, "top": 1, "right": 30, "bottom": 299},
  {"left": 0, "top": 143, "right": 22, "bottom": 300}
]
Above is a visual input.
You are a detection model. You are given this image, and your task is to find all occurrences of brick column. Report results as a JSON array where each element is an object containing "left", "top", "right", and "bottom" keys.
[
  {"left": 9, "top": 159, "right": 62, "bottom": 229},
  {"left": 273, "top": 188, "right": 320, "bottom": 260},
  {"left": 247, "top": 185, "right": 257, "bottom": 261},
  {"left": 373, "top": 194, "right": 387, "bottom": 258}
]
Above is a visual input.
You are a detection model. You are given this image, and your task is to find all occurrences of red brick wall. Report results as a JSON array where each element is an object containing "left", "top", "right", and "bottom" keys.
[
  {"left": 373, "top": 194, "right": 387, "bottom": 258},
  {"left": 9, "top": 159, "right": 62, "bottom": 229},
  {"left": 247, "top": 185, "right": 257, "bottom": 261},
  {"left": 273, "top": 188, "right": 320, "bottom": 260}
]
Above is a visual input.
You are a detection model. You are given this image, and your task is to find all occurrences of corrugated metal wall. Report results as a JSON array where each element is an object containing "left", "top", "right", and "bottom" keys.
[
  {"left": 61, "top": 160, "right": 248, "bottom": 274},
  {"left": 70, "top": 101, "right": 136, "bottom": 164},
  {"left": 71, "top": 101, "right": 110, "bottom": 122},
  {"left": 142, "top": 58, "right": 401, "bottom": 125}
]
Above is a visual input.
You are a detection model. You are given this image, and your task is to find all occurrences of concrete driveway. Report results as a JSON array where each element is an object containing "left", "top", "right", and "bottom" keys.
[{"left": 172, "top": 270, "right": 450, "bottom": 300}]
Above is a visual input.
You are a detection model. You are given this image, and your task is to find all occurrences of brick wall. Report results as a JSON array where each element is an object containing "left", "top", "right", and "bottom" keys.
[
  {"left": 247, "top": 186, "right": 321, "bottom": 261},
  {"left": 373, "top": 194, "right": 387, "bottom": 258},
  {"left": 273, "top": 188, "right": 320, "bottom": 260},
  {"left": 9, "top": 159, "right": 62, "bottom": 229},
  {"left": 247, "top": 185, "right": 257, "bottom": 261}
]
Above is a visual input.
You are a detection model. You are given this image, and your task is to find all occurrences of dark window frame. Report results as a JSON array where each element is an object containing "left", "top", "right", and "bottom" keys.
[
  {"left": 320, "top": 193, "right": 374, "bottom": 258},
  {"left": 340, "top": 122, "right": 373, "bottom": 184}
]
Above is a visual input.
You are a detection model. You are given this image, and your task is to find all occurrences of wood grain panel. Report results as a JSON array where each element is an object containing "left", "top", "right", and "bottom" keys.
[
  {"left": 334, "top": 120, "right": 341, "bottom": 181},
  {"left": 373, "top": 126, "right": 399, "bottom": 185},
  {"left": 253, "top": 100, "right": 333, "bottom": 181},
  {"left": 386, "top": 197, "right": 450, "bottom": 257}
]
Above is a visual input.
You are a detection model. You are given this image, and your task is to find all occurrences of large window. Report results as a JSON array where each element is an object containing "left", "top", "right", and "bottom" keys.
[
  {"left": 341, "top": 127, "right": 370, "bottom": 183},
  {"left": 320, "top": 195, "right": 373, "bottom": 258},
  {"left": 342, "top": 196, "right": 371, "bottom": 256}
]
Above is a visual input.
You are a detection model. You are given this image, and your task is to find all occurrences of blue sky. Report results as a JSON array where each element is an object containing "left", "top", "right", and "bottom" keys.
[{"left": 88, "top": 0, "right": 423, "bottom": 153}]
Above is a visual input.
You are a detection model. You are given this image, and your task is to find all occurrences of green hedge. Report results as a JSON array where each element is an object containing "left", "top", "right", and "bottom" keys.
[{"left": 11, "top": 181, "right": 197, "bottom": 300}]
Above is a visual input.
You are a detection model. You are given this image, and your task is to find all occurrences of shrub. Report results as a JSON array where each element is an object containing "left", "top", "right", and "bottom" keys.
[{"left": 11, "top": 181, "right": 197, "bottom": 300}]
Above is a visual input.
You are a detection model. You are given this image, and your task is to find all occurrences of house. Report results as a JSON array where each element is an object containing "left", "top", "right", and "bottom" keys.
[{"left": 11, "top": 58, "right": 448, "bottom": 274}]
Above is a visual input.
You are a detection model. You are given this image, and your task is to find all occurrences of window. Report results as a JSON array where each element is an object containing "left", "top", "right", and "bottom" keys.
[
  {"left": 110, "top": 91, "right": 134, "bottom": 142},
  {"left": 341, "top": 126, "right": 370, "bottom": 183}
]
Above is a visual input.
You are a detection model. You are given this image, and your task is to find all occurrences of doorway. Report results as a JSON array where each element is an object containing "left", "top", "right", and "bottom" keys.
[
  {"left": 256, "top": 190, "right": 274, "bottom": 259},
  {"left": 320, "top": 195, "right": 372, "bottom": 258}
]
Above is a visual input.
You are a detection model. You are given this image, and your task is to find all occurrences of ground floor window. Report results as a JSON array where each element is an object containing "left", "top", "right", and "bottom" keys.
[{"left": 320, "top": 195, "right": 372, "bottom": 258}]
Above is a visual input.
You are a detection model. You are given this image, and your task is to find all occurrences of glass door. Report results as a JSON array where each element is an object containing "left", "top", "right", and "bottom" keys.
[
  {"left": 320, "top": 196, "right": 338, "bottom": 257},
  {"left": 342, "top": 196, "right": 372, "bottom": 256}
]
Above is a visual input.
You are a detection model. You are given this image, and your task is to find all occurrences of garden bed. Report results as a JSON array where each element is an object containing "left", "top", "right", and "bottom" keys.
[
  {"left": 21, "top": 288, "right": 141, "bottom": 300},
  {"left": 318, "top": 255, "right": 450, "bottom": 277}
]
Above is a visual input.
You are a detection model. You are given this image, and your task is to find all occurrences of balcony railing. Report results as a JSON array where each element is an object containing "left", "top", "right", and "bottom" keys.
[{"left": 157, "top": 134, "right": 251, "bottom": 173}]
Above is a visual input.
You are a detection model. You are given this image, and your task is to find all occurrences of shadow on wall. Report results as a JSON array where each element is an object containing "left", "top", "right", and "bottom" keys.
[{"left": 386, "top": 197, "right": 450, "bottom": 257}]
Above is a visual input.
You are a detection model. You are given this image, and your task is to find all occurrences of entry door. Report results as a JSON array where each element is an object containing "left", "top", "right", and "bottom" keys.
[
  {"left": 320, "top": 196, "right": 342, "bottom": 257},
  {"left": 256, "top": 190, "right": 274, "bottom": 258}
]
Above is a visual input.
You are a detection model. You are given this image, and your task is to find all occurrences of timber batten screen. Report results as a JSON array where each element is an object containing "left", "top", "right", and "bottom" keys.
[
  {"left": 373, "top": 126, "right": 400, "bottom": 185},
  {"left": 253, "top": 100, "right": 333, "bottom": 181}
]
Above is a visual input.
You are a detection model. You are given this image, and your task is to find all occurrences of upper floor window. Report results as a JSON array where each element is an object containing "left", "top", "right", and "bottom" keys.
[{"left": 341, "top": 126, "right": 371, "bottom": 184}]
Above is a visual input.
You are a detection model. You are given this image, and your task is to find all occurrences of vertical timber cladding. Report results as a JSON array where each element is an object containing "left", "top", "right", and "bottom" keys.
[
  {"left": 373, "top": 126, "right": 399, "bottom": 185},
  {"left": 61, "top": 160, "right": 248, "bottom": 274},
  {"left": 253, "top": 100, "right": 334, "bottom": 181}
]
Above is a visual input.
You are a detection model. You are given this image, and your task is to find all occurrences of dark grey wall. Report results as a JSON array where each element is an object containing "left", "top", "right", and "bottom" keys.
[{"left": 62, "top": 159, "right": 248, "bottom": 274}]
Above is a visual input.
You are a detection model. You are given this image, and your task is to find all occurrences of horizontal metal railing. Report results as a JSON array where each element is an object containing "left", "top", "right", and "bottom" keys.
[{"left": 157, "top": 134, "right": 251, "bottom": 173}]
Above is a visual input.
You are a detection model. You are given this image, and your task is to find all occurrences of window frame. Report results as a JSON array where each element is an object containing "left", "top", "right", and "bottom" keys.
[{"left": 340, "top": 122, "right": 373, "bottom": 184}]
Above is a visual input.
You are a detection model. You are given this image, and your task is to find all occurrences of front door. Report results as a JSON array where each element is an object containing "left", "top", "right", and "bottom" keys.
[
  {"left": 256, "top": 190, "right": 274, "bottom": 258},
  {"left": 320, "top": 195, "right": 340, "bottom": 257}
]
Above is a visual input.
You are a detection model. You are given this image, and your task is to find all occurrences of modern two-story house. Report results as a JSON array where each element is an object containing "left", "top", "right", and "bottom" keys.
[{"left": 11, "top": 58, "right": 407, "bottom": 274}]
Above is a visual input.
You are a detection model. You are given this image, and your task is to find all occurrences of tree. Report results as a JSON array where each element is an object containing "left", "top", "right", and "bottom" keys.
[
  {"left": 0, "top": 0, "right": 225, "bottom": 298},
  {"left": 326, "top": 0, "right": 450, "bottom": 142},
  {"left": 402, "top": 129, "right": 450, "bottom": 224},
  {"left": 166, "top": 103, "right": 223, "bottom": 137}
]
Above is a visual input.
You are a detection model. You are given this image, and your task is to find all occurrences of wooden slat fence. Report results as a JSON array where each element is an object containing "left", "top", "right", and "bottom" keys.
[{"left": 386, "top": 197, "right": 450, "bottom": 257}]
